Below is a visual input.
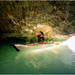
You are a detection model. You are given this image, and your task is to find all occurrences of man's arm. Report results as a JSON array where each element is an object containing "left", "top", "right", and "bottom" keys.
[{"left": 34, "top": 28, "right": 37, "bottom": 36}]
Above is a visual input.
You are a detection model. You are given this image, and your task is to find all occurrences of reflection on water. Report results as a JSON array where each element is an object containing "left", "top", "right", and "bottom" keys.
[
  {"left": 15, "top": 45, "right": 75, "bottom": 72},
  {"left": 52, "top": 50, "right": 59, "bottom": 53},
  {"left": 25, "top": 50, "right": 54, "bottom": 69}
]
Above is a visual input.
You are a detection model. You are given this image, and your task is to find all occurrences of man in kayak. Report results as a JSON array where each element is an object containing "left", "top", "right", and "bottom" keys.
[{"left": 34, "top": 28, "right": 46, "bottom": 43}]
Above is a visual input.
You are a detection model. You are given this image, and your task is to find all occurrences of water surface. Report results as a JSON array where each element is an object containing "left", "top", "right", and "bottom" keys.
[{"left": 0, "top": 38, "right": 75, "bottom": 74}]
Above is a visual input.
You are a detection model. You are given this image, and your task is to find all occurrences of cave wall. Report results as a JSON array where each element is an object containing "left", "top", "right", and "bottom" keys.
[{"left": 0, "top": 1, "right": 75, "bottom": 39}]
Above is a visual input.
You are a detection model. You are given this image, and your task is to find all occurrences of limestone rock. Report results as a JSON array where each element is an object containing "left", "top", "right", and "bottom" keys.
[{"left": 36, "top": 24, "right": 54, "bottom": 39}]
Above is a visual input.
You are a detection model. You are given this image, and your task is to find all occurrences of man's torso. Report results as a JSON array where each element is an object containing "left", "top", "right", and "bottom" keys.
[{"left": 37, "top": 35, "right": 45, "bottom": 42}]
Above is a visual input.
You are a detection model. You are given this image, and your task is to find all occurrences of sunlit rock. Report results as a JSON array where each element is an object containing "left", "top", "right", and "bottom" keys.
[
  {"left": 30, "top": 30, "right": 33, "bottom": 33},
  {"left": 36, "top": 24, "right": 54, "bottom": 39},
  {"left": 37, "top": 24, "right": 41, "bottom": 27},
  {"left": 54, "top": 34, "right": 70, "bottom": 40},
  {"left": 25, "top": 29, "right": 30, "bottom": 32},
  {"left": 34, "top": 27, "right": 36, "bottom": 29}
]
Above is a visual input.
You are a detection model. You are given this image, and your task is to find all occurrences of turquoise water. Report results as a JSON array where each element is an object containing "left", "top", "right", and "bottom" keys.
[{"left": 0, "top": 38, "right": 75, "bottom": 74}]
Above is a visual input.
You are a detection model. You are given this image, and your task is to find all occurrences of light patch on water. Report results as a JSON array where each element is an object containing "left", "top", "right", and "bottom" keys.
[
  {"left": 52, "top": 50, "right": 59, "bottom": 54},
  {"left": 32, "top": 42, "right": 65, "bottom": 52},
  {"left": 33, "top": 49, "right": 43, "bottom": 52},
  {"left": 65, "top": 36, "right": 75, "bottom": 53},
  {"left": 29, "top": 59, "right": 51, "bottom": 69},
  {"left": 29, "top": 60, "right": 41, "bottom": 69},
  {"left": 26, "top": 61, "right": 28, "bottom": 65},
  {"left": 24, "top": 50, "right": 54, "bottom": 69},
  {"left": 15, "top": 56, "right": 20, "bottom": 60},
  {"left": 73, "top": 60, "right": 75, "bottom": 63}
]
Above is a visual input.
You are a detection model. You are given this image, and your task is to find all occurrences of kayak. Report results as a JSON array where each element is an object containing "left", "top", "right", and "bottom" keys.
[
  {"left": 12, "top": 41, "right": 63, "bottom": 51},
  {"left": 12, "top": 43, "right": 51, "bottom": 51}
]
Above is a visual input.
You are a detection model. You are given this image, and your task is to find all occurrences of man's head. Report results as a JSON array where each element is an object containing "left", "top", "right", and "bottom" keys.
[{"left": 39, "top": 31, "right": 44, "bottom": 36}]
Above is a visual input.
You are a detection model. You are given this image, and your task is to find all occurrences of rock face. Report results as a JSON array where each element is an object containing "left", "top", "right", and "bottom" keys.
[{"left": 0, "top": 1, "right": 75, "bottom": 40}]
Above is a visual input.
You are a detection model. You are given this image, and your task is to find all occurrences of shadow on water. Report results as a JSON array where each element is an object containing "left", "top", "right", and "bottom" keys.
[{"left": 0, "top": 37, "right": 75, "bottom": 74}]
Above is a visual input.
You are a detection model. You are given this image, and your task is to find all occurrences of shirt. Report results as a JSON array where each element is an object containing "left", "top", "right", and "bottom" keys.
[{"left": 37, "top": 35, "right": 45, "bottom": 42}]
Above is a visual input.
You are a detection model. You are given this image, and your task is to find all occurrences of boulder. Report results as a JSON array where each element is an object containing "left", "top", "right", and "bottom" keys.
[{"left": 36, "top": 24, "right": 54, "bottom": 39}]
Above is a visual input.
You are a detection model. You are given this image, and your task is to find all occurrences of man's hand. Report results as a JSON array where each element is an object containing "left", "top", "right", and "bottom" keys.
[{"left": 34, "top": 27, "right": 36, "bottom": 31}]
